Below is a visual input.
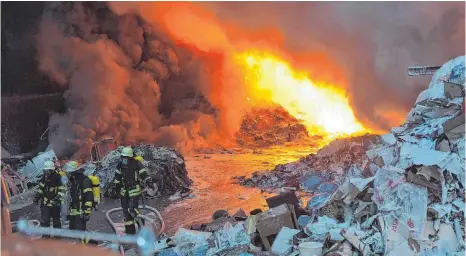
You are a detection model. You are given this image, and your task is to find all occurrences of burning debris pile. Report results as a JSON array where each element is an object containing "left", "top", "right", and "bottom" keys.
[
  {"left": 236, "top": 106, "right": 312, "bottom": 148},
  {"left": 96, "top": 145, "right": 192, "bottom": 198},
  {"left": 226, "top": 56, "right": 466, "bottom": 255}
]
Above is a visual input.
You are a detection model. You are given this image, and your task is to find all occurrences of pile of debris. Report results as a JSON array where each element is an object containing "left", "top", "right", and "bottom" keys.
[
  {"left": 1, "top": 162, "right": 28, "bottom": 197},
  {"left": 96, "top": 144, "right": 192, "bottom": 197},
  {"left": 223, "top": 56, "right": 465, "bottom": 255},
  {"left": 235, "top": 134, "right": 381, "bottom": 190},
  {"left": 1, "top": 146, "right": 57, "bottom": 185},
  {"left": 236, "top": 106, "right": 312, "bottom": 148}
]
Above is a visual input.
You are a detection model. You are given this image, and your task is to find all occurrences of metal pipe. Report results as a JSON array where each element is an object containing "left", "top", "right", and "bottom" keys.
[
  {"left": 18, "top": 219, "right": 137, "bottom": 244},
  {"left": 16, "top": 219, "right": 158, "bottom": 256}
]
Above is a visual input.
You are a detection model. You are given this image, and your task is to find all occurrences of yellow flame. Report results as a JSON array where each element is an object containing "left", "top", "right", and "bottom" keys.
[{"left": 238, "top": 51, "right": 369, "bottom": 137}]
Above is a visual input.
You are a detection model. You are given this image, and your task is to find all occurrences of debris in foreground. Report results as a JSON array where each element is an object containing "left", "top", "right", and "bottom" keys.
[{"left": 159, "top": 55, "right": 464, "bottom": 255}]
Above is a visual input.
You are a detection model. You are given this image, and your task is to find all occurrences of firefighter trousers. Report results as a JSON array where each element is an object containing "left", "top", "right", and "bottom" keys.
[
  {"left": 69, "top": 215, "right": 86, "bottom": 231},
  {"left": 121, "top": 194, "right": 140, "bottom": 235},
  {"left": 40, "top": 205, "right": 61, "bottom": 228},
  {"left": 69, "top": 215, "right": 98, "bottom": 245}
]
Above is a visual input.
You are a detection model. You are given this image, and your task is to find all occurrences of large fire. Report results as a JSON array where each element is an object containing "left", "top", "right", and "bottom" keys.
[{"left": 238, "top": 51, "right": 369, "bottom": 138}]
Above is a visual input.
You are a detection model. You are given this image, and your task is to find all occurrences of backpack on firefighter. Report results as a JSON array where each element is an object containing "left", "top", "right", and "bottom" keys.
[{"left": 84, "top": 163, "right": 101, "bottom": 209}]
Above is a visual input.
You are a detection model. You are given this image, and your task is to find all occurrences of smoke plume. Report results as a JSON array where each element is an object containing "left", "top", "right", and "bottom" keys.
[
  {"left": 37, "top": 2, "right": 465, "bottom": 158},
  {"left": 109, "top": 2, "right": 465, "bottom": 130},
  {"left": 37, "top": 2, "right": 222, "bottom": 158}
]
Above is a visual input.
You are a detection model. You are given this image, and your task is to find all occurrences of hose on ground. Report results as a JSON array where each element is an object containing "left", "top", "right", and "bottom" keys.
[{"left": 105, "top": 204, "right": 165, "bottom": 255}]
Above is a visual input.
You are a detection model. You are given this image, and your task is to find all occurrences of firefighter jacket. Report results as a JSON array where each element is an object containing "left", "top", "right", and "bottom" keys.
[
  {"left": 69, "top": 169, "right": 94, "bottom": 216},
  {"left": 113, "top": 157, "right": 150, "bottom": 197},
  {"left": 37, "top": 170, "right": 66, "bottom": 207}
]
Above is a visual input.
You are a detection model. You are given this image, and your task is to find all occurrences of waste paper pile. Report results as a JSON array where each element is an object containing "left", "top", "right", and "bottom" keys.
[
  {"left": 236, "top": 106, "right": 313, "bottom": 148},
  {"left": 156, "top": 56, "right": 464, "bottom": 255},
  {"left": 236, "top": 134, "right": 382, "bottom": 190},
  {"left": 95, "top": 145, "right": 193, "bottom": 197}
]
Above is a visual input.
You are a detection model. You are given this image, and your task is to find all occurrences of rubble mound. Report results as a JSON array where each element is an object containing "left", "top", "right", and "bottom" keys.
[
  {"left": 236, "top": 134, "right": 381, "bottom": 189},
  {"left": 235, "top": 106, "right": 312, "bottom": 148},
  {"left": 97, "top": 145, "right": 192, "bottom": 197},
  {"left": 236, "top": 56, "right": 465, "bottom": 255}
]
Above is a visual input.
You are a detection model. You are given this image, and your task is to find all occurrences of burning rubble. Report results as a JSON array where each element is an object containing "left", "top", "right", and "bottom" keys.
[{"left": 235, "top": 106, "right": 313, "bottom": 148}]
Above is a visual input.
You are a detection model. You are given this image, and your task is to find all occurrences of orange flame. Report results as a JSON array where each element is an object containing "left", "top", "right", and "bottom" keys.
[{"left": 237, "top": 51, "right": 370, "bottom": 138}]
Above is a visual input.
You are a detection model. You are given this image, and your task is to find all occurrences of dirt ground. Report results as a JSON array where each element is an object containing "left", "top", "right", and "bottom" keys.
[{"left": 9, "top": 144, "right": 317, "bottom": 236}]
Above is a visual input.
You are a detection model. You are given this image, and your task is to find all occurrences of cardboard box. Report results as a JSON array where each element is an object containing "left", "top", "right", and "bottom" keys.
[
  {"left": 442, "top": 114, "right": 465, "bottom": 133},
  {"left": 256, "top": 204, "right": 299, "bottom": 250},
  {"left": 443, "top": 82, "right": 463, "bottom": 99},
  {"left": 445, "top": 123, "right": 465, "bottom": 140},
  {"left": 406, "top": 171, "right": 440, "bottom": 191},
  {"left": 436, "top": 138, "right": 451, "bottom": 152},
  {"left": 416, "top": 166, "right": 443, "bottom": 181}
]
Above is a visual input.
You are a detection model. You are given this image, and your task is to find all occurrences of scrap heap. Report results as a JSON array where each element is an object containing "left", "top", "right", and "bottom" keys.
[
  {"left": 236, "top": 106, "right": 312, "bottom": 148},
  {"left": 222, "top": 56, "right": 464, "bottom": 255},
  {"left": 96, "top": 145, "right": 192, "bottom": 197}
]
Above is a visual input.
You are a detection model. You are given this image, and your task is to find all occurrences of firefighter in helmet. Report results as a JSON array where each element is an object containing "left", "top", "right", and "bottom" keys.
[
  {"left": 113, "top": 147, "right": 151, "bottom": 234},
  {"left": 33, "top": 160, "right": 66, "bottom": 231},
  {"left": 65, "top": 161, "right": 95, "bottom": 244}
]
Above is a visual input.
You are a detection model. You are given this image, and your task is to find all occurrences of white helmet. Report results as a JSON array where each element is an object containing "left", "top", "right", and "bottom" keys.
[
  {"left": 84, "top": 163, "right": 97, "bottom": 176},
  {"left": 121, "top": 147, "right": 133, "bottom": 157},
  {"left": 64, "top": 161, "right": 79, "bottom": 173},
  {"left": 42, "top": 160, "right": 55, "bottom": 170}
]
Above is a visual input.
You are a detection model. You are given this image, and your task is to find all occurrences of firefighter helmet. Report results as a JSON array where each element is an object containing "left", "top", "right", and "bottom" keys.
[
  {"left": 42, "top": 160, "right": 55, "bottom": 170},
  {"left": 64, "top": 161, "right": 79, "bottom": 173},
  {"left": 84, "top": 163, "right": 96, "bottom": 176},
  {"left": 121, "top": 147, "right": 133, "bottom": 157}
]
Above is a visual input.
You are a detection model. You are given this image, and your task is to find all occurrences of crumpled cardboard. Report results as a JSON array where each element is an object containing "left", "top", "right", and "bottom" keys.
[
  {"left": 270, "top": 227, "right": 300, "bottom": 255},
  {"left": 372, "top": 168, "right": 428, "bottom": 240},
  {"left": 256, "top": 204, "right": 298, "bottom": 250}
]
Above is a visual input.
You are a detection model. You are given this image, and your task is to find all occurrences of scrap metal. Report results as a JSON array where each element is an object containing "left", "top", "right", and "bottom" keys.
[{"left": 407, "top": 66, "right": 441, "bottom": 76}]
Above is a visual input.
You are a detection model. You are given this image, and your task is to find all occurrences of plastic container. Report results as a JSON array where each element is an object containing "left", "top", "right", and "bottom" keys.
[{"left": 298, "top": 241, "right": 323, "bottom": 256}]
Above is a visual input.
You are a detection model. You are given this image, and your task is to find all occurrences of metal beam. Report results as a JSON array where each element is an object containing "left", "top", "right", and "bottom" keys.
[{"left": 407, "top": 66, "right": 441, "bottom": 76}]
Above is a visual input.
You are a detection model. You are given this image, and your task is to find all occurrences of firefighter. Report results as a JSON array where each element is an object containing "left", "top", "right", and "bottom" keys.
[
  {"left": 66, "top": 161, "right": 95, "bottom": 244},
  {"left": 33, "top": 160, "right": 65, "bottom": 231},
  {"left": 113, "top": 147, "right": 152, "bottom": 234},
  {"left": 58, "top": 162, "right": 70, "bottom": 223}
]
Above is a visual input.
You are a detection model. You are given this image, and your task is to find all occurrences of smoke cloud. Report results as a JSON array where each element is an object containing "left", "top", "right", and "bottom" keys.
[
  {"left": 109, "top": 2, "right": 465, "bottom": 131},
  {"left": 37, "top": 2, "right": 465, "bottom": 158},
  {"left": 37, "top": 2, "right": 222, "bottom": 158}
]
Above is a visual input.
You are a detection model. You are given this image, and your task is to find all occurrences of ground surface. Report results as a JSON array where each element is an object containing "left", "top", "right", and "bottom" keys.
[{"left": 10, "top": 143, "right": 318, "bottom": 236}]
